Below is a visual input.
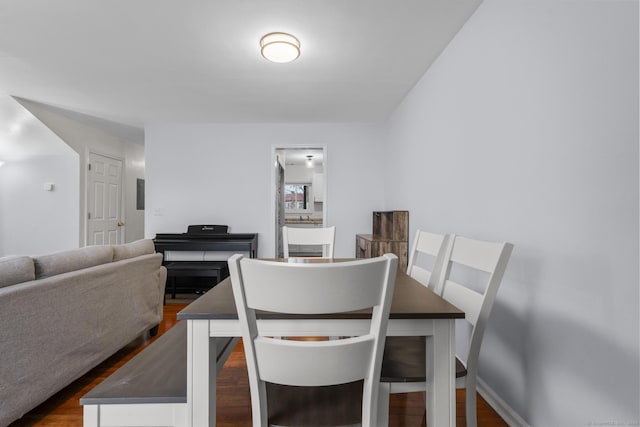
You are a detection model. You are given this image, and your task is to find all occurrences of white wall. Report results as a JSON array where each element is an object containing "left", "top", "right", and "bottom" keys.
[
  {"left": 124, "top": 143, "right": 146, "bottom": 240},
  {"left": 0, "top": 155, "right": 79, "bottom": 256},
  {"left": 145, "top": 123, "right": 386, "bottom": 258},
  {"left": 284, "top": 164, "right": 322, "bottom": 183},
  {"left": 385, "top": 1, "right": 639, "bottom": 425},
  {"left": 18, "top": 99, "right": 146, "bottom": 245},
  {"left": 0, "top": 96, "right": 80, "bottom": 256}
]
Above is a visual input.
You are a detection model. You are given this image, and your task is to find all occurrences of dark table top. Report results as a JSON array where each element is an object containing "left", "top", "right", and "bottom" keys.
[{"left": 178, "top": 259, "right": 464, "bottom": 321}]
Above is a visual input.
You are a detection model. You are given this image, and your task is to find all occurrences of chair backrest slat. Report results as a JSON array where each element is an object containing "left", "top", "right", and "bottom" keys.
[
  {"left": 282, "top": 225, "right": 336, "bottom": 258},
  {"left": 239, "top": 257, "right": 389, "bottom": 314},
  {"left": 449, "top": 236, "right": 505, "bottom": 273},
  {"left": 406, "top": 230, "right": 452, "bottom": 292},
  {"left": 408, "top": 265, "right": 432, "bottom": 287},
  {"left": 441, "top": 280, "right": 483, "bottom": 326},
  {"left": 255, "top": 335, "right": 375, "bottom": 386},
  {"left": 414, "top": 231, "right": 446, "bottom": 256}
]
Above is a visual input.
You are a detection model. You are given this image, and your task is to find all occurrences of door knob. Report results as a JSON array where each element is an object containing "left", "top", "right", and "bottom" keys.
[{"left": 117, "top": 221, "right": 125, "bottom": 227}]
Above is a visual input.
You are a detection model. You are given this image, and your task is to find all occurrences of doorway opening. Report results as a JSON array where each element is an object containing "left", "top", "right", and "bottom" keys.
[{"left": 273, "top": 146, "right": 327, "bottom": 258}]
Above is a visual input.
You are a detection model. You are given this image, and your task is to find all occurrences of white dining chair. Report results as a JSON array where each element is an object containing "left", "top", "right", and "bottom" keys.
[
  {"left": 282, "top": 225, "right": 335, "bottom": 258},
  {"left": 378, "top": 235, "right": 514, "bottom": 427},
  {"left": 406, "top": 229, "right": 453, "bottom": 293},
  {"left": 228, "top": 253, "right": 398, "bottom": 427}
]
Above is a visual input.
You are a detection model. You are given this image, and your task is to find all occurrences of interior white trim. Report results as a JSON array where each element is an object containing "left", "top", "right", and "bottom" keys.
[
  {"left": 271, "top": 144, "right": 328, "bottom": 257},
  {"left": 477, "top": 377, "right": 530, "bottom": 427}
]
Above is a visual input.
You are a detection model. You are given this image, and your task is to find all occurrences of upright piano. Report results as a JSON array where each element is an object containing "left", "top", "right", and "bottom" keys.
[{"left": 153, "top": 225, "right": 258, "bottom": 298}]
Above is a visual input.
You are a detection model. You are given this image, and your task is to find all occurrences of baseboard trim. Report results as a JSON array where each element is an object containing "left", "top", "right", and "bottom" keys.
[{"left": 477, "top": 377, "right": 530, "bottom": 427}]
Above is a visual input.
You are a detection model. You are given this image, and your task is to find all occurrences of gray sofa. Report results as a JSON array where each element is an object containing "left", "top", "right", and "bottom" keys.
[{"left": 0, "top": 239, "right": 167, "bottom": 427}]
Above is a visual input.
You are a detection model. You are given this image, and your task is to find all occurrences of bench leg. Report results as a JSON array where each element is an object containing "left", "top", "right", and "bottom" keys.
[{"left": 83, "top": 405, "right": 98, "bottom": 427}]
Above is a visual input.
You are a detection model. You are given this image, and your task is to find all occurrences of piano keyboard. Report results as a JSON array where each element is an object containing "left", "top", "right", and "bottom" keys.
[{"left": 163, "top": 250, "right": 251, "bottom": 262}]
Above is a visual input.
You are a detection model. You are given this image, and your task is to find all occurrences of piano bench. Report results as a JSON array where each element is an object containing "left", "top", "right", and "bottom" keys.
[{"left": 164, "top": 261, "right": 229, "bottom": 299}]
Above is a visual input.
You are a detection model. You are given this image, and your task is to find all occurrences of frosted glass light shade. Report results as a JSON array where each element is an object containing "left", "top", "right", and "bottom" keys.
[{"left": 260, "top": 32, "right": 300, "bottom": 63}]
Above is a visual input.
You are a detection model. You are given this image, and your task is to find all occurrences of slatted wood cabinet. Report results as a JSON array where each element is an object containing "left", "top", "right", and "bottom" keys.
[{"left": 356, "top": 211, "right": 409, "bottom": 272}]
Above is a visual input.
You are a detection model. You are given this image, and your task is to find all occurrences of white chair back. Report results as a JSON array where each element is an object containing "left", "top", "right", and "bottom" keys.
[
  {"left": 378, "top": 234, "right": 513, "bottom": 427},
  {"left": 228, "top": 254, "right": 398, "bottom": 427},
  {"left": 441, "top": 234, "right": 513, "bottom": 356},
  {"left": 440, "top": 235, "right": 513, "bottom": 426},
  {"left": 282, "top": 225, "right": 335, "bottom": 258},
  {"left": 406, "top": 229, "right": 452, "bottom": 293}
]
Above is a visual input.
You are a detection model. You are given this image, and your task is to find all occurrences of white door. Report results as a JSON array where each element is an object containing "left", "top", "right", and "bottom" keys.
[{"left": 87, "top": 153, "right": 123, "bottom": 245}]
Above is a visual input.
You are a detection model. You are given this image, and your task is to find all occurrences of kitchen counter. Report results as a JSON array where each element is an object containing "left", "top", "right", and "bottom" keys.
[{"left": 285, "top": 218, "right": 323, "bottom": 225}]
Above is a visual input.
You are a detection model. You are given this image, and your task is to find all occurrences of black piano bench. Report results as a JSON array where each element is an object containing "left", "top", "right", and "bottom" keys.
[{"left": 164, "top": 261, "right": 229, "bottom": 300}]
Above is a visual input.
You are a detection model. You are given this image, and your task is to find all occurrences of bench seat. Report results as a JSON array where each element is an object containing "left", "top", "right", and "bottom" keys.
[{"left": 81, "top": 321, "right": 237, "bottom": 427}]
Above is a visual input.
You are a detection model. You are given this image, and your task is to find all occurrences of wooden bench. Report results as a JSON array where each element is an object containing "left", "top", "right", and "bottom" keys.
[
  {"left": 81, "top": 322, "right": 237, "bottom": 427},
  {"left": 165, "top": 261, "right": 229, "bottom": 299}
]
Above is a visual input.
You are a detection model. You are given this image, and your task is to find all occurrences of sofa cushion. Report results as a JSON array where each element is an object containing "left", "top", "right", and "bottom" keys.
[
  {"left": 34, "top": 246, "right": 114, "bottom": 279},
  {"left": 0, "top": 256, "right": 35, "bottom": 288},
  {"left": 113, "top": 239, "right": 156, "bottom": 262}
]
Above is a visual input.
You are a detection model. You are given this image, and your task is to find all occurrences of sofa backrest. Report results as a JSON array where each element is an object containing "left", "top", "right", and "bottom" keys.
[
  {"left": 112, "top": 239, "right": 156, "bottom": 262},
  {"left": 1, "top": 239, "right": 158, "bottom": 285},
  {"left": 34, "top": 246, "right": 114, "bottom": 279},
  {"left": 0, "top": 256, "right": 35, "bottom": 289}
]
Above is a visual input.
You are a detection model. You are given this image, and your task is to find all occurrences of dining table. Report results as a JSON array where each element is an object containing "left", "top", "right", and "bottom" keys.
[{"left": 177, "top": 258, "right": 464, "bottom": 427}]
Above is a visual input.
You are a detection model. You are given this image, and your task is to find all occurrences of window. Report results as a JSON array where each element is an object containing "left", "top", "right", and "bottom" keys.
[{"left": 285, "top": 184, "right": 310, "bottom": 212}]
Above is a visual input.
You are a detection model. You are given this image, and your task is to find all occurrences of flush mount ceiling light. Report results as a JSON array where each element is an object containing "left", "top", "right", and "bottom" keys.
[{"left": 260, "top": 32, "right": 300, "bottom": 63}]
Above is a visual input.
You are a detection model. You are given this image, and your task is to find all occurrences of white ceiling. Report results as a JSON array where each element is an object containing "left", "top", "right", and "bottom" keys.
[
  {"left": 0, "top": 96, "right": 76, "bottom": 161},
  {"left": 0, "top": 0, "right": 481, "bottom": 136},
  {"left": 276, "top": 148, "right": 324, "bottom": 167}
]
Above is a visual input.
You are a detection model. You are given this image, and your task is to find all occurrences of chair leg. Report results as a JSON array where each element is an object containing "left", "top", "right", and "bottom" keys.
[
  {"left": 465, "top": 382, "right": 478, "bottom": 427},
  {"left": 377, "top": 383, "right": 390, "bottom": 427}
]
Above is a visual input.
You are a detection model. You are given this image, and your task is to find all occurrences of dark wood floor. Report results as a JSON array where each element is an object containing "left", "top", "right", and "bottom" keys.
[{"left": 9, "top": 303, "right": 507, "bottom": 427}]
